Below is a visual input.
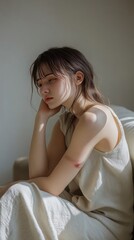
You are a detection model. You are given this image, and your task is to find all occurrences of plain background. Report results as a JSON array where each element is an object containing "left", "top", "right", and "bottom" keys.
[{"left": 0, "top": 0, "right": 134, "bottom": 184}]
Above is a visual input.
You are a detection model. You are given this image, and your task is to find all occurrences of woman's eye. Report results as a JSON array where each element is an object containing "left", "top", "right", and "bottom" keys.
[
  {"left": 37, "top": 82, "right": 42, "bottom": 88},
  {"left": 48, "top": 78, "right": 56, "bottom": 84}
]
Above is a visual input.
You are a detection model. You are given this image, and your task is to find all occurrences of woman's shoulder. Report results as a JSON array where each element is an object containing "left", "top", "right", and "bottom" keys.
[
  {"left": 87, "top": 104, "right": 111, "bottom": 115},
  {"left": 80, "top": 104, "right": 109, "bottom": 129},
  {"left": 82, "top": 104, "right": 122, "bottom": 152},
  {"left": 81, "top": 104, "right": 117, "bottom": 126},
  {"left": 78, "top": 104, "right": 119, "bottom": 143}
]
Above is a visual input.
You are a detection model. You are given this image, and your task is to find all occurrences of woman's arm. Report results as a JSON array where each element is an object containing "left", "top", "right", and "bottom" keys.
[
  {"left": 29, "top": 112, "right": 48, "bottom": 178},
  {"left": 29, "top": 100, "right": 61, "bottom": 179},
  {"left": 0, "top": 108, "right": 111, "bottom": 197},
  {"left": 28, "top": 108, "right": 108, "bottom": 196},
  {"left": 47, "top": 121, "right": 67, "bottom": 174}
]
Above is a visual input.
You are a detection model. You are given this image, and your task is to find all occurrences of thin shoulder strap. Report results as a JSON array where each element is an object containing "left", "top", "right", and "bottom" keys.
[{"left": 106, "top": 105, "right": 124, "bottom": 135}]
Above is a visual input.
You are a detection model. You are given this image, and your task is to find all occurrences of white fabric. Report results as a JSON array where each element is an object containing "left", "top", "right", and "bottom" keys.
[
  {"left": 60, "top": 107, "right": 134, "bottom": 240},
  {"left": 0, "top": 105, "right": 134, "bottom": 240},
  {"left": 0, "top": 182, "right": 117, "bottom": 240},
  {"left": 111, "top": 105, "right": 134, "bottom": 166}
]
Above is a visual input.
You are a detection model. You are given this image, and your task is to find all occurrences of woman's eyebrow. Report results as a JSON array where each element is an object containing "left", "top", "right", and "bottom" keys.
[
  {"left": 36, "top": 73, "right": 54, "bottom": 82},
  {"left": 38, "top": 73, "right": 54, "bottom": 80},
  {"left": 44, "top": 73, "right": 53, "bottom": 77}
]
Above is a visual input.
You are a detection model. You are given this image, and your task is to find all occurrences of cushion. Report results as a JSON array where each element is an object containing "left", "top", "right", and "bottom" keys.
[
  {"left": 13, "top": 157, "right": 29, "bottom": 181},
  {"left": 111, "top": 105, "right": 134, "bottom": 168}
]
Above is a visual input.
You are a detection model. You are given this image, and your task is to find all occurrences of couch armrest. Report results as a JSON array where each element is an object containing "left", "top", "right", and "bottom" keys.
[{"left": 13, "top": 157, "right": 29, "bottom": 181}]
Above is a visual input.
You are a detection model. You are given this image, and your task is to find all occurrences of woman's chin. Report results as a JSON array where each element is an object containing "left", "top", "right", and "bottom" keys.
[{"left": 48, "top": 104, "right": 61, "bottom": 110}]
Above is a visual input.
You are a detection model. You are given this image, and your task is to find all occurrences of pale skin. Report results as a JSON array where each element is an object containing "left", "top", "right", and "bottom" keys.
[{"left": 0, "top": 65, "right": 120, "bottom": 197}]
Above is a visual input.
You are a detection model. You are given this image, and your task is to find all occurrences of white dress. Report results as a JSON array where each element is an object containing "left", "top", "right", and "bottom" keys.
[
  {"left": 59, "top": 108, "right": 133, "bottom": 240},
  {"left": 0, "top": 108, "right": 133, "bottom": 240}
]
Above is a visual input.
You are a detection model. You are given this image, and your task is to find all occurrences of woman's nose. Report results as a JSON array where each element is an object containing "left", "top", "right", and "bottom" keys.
[{"left": 40, "top": 84, "right": 49, "bottom": 95}]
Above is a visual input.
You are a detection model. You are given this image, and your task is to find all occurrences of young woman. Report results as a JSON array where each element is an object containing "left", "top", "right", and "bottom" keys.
[{"left": 0, "top": 47, "right": 133, "bottom": 240}]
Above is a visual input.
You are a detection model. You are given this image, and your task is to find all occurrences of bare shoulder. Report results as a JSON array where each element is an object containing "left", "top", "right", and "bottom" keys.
[
  {"left": 79, "top": 104, "right": 108, "bottom": 133},
  {"left": 80, "top": 104, "right": 120, "bottom": 152}
]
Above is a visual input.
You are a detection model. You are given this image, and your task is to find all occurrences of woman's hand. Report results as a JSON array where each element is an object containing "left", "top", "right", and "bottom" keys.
[{"left": 38, "top": 99, "right": 61, "bottom": 119}]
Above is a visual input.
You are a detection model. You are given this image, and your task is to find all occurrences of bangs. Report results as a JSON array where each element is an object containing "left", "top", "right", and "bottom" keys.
[
  {"left": 30, "top": 49, "right": 75, "bottom": 89},
  {"left": 30, "top": 46, "right": 105, "bottom": 108},
  {"left": 30, "top": 58, "right": 60, "bottom": 89}
]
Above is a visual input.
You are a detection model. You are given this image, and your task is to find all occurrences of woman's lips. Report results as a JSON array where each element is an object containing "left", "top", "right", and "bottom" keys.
[{"left": 45, "top": 97, "right": 53, "bottom": 102}]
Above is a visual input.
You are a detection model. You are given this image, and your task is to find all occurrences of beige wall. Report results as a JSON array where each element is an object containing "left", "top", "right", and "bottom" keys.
[{"left": 0, "top": 0, "right": 134, "bottom": 184}]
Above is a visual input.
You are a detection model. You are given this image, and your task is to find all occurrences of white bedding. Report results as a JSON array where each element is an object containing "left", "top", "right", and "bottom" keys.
[
  {"left": 1, "top": 105, "right": 134, "bottom": 240},
  {"left": 0, "top": 182, "right": 117, "bottom": 240},
  {"left": 111, "top": 105, "right": 134, "bottom": 167}
]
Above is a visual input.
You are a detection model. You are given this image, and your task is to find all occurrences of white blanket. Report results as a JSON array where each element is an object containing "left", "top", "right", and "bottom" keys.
[{"left": 0, "top": 182, "right": 117, "bottom": 240}]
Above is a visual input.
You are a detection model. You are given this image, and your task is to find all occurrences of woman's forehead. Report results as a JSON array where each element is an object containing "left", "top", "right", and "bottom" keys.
[
  {"left": 37, "top": 64, "right": 52, "bottom": 77},
  {"left": 36, "top": 62, "right": 70, "bottom": 79}
]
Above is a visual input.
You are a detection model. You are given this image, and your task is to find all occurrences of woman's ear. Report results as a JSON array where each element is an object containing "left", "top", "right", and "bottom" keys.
[{"left": 74, "top": 71, "right": 84, "bottom": 85}]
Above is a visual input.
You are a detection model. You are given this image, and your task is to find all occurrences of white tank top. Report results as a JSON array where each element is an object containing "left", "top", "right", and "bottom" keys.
[{"left": 60, "top": 107, "right": 134, "bottom": 240}]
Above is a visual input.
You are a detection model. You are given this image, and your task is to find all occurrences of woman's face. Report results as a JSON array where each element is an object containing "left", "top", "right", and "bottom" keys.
[{"left": 36, "top": 64, "right": 76, "bottom": 110}]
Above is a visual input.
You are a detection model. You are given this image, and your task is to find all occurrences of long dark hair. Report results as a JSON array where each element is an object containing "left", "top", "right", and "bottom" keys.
[
  {"left": 30, "top": 47, "right": 105, "bottom": 129},
  {"left": 30, "top": 46, "right": 105, "bottom": 102}
]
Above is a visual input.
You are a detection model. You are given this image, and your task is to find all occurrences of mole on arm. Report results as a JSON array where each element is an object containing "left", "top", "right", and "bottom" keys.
[{"left": 74, "top": 163, "right": 81, "bottom": 168}]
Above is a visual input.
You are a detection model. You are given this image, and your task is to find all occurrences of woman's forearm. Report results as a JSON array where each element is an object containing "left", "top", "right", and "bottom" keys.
[
  {"left": 29, "top": 113, "right": 49, "bottom": 178},
  {"left": 0, "top": 176, "right": 58, "bottom": 197}
]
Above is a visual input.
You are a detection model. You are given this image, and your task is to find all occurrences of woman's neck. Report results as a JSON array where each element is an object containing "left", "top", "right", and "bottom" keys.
[{"left": 68, "top": 96, "right": 96, "bottom": 118}]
